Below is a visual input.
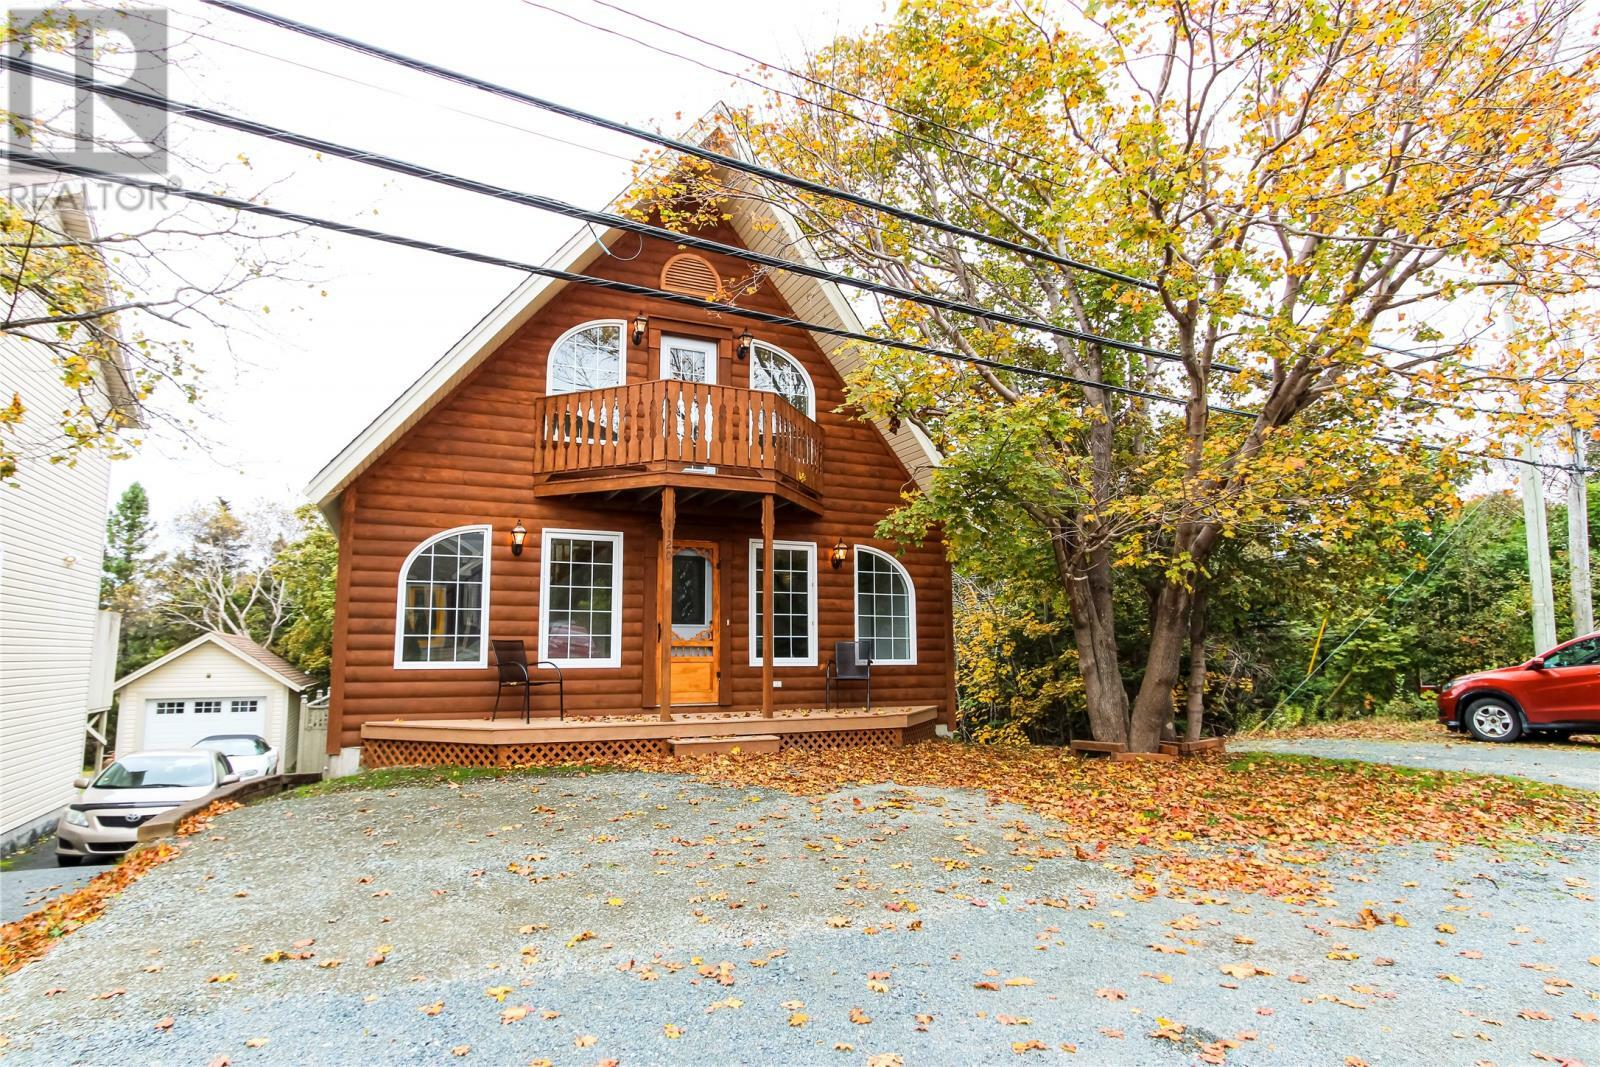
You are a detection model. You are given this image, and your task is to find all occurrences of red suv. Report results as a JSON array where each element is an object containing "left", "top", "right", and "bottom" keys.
[{"left": 1437, "top": 632, "right": 1600, "bottom": 742}]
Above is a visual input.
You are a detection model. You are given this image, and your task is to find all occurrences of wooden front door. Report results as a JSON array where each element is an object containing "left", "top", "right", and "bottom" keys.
[{"left": 669, "top": 542, "right": 719, "bottom": 704}]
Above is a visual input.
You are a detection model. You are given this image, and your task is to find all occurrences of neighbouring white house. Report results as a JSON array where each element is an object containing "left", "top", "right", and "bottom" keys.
[
  {"left": 0, "top": 187, "right": 136, "bottom": 853},
  {"left": 112, "top": 632, "right": 326, "bottom": 774}
]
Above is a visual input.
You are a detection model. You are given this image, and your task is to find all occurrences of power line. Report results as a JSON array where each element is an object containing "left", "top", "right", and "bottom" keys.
[
  {"left": 0, "top": 148, "right": 1228, "bottom": 415},
  {"left": 519, "top": 0, "right": 1070, "bottom": 192},
  {"left": 577, "top": 0, "right": 1067, "bottom": 178},
  {"left": 2, "top": 52, "right": 1226, "bottom": 372},
  {"left": 545, "top": 0, "right": 1505, "bottom": 381},
  {"left": 102, "top": 2, "right": 646, "bottom": 170},
  {"left": 13, "top": 148, "right": 1589, "bottom": 479},
  {"left": 200, "top": 0, "right": 1161, "bottom": 293},
  {"left": 152, "top": 0, "right": 1497, "bottom": 383}
]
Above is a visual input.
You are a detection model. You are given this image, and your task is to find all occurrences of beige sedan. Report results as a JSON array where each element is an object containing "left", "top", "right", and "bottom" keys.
[{"left": 56, "top": 750, "right": 238, "bottom": 866}]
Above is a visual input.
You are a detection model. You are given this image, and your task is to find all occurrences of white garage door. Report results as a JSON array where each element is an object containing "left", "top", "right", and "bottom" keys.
[{"left": 143, "top": 697, "right": 268, "bottom": 750}]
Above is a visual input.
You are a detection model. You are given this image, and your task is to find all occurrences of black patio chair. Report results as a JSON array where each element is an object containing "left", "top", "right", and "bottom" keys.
[
  {"left": 824, "top": 639, "right": 873, "bottom": 712},
  {"left": 491, "top": 639, "right": 565, "bottom": 723}
]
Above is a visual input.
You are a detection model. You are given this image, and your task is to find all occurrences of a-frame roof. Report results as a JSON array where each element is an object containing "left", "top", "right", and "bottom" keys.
[{"left": 304, "top": 168, "right": 941, "bottom": 527}]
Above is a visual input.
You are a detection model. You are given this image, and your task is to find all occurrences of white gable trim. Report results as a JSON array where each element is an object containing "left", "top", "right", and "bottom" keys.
[
  {"left": 113, "top": 633, "right": 315, "bottom": 693},
  {"left": 306, "top": 225, "right": 618, "bottom": 524}
]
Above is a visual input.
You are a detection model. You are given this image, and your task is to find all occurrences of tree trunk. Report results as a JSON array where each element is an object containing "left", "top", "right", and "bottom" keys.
[
  {"left": 1128, "top": 578, "right": 1191, "bottom": 751},
  {"left": 1185, "top": 586, "right": 1208, "bottom": 742},
  {"left": 1051, "top": 525, "right": 1129, "bottom": 744}
]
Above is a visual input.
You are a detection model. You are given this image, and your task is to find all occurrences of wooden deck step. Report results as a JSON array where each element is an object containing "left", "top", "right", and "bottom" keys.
[
  {"left": 1158, "top": 737, "right": 1228, "bottom": 758},
  {"left": 670, "top": 734, "right": 781, "bottom": 757},
  {"left": 1112, "top": 750, "right": 1178, "bottom": 763},
  {"left": 1069, "top": 740, "right": 1127, "bottom": 757}
]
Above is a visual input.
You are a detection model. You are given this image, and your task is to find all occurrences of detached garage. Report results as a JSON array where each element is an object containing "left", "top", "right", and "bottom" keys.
[{"left": 112, "top": 632, "right": 319, "bottom": 770}]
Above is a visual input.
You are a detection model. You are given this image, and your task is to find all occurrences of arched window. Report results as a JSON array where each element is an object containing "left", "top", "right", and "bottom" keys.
[
  {"left": 395, "top": 525, "right": 491, "bottom": 668},
  {"left": 751, "top": 342, "right": 814, "bottom": 418},
  {"left": 854, "top": 546, "right": 915, "bottom": 665},
  {"left": 547, "top": 319, "right": 625, "bottom": 395}
]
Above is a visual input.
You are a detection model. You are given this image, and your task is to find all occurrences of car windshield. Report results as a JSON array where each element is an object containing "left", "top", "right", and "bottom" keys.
[
  {"left": 94, "top": 755, "right": 215, "bottom": 789},
  {"left": 198, "top": 736, "right": 266, "bottom": 756}
]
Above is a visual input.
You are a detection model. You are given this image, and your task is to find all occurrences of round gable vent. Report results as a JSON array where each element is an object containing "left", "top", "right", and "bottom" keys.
[{"left": 660, "top": 253, "right": 721, "bottom": 299}]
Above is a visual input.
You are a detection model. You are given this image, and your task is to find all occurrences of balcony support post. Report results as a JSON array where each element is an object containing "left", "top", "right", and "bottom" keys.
[
  {"left": 761, "top": 493, "right": 775, "bottom": 718},
  {"left": 658, "top": 486, "right": 676, "bottom": 721}
]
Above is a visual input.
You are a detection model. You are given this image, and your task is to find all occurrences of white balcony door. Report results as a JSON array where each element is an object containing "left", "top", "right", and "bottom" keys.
[
  {"left": 660, "top": 336, "right": 718, "bottom": 466},
  {"left": 660, "top": 335, "right": 718, "bottom": 384}
]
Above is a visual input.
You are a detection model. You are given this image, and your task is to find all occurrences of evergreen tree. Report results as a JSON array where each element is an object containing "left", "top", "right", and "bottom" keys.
[{"left": 101, "top": 482, "right": 154, "bottom": 603}]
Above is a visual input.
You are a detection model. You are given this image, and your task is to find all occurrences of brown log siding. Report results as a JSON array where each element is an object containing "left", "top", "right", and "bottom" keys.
[{"left": 330, "top": 222, "right": 953, "bottom": 749}]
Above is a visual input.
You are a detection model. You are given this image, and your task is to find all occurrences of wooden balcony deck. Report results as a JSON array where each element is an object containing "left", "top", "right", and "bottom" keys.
[
  {"left": 530, "top": 380, "right": 824, "bottom": 512},
  {"left": 360, "top": 705, "right": 939, "bottom": 768}
]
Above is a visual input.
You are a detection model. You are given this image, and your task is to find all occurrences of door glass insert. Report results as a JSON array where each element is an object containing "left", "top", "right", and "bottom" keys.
[{"left": 671, "top": 549, "right": 713, "bottom": 643}]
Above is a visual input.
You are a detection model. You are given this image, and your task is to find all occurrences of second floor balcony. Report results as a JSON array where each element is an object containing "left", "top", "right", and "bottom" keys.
[{"left": 531, "top": 379, "right": 824, "bottom": 512}]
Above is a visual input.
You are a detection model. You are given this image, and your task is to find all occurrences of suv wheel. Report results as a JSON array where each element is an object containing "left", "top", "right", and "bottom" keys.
[{"left": 1464, "top": 698, "right": 1523, "bottom": 743}]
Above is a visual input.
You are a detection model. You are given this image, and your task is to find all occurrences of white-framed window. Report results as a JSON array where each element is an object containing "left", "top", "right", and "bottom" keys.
[
  {"left": 540, "top": 529, "right": 624, "bottom": 669},
  {"left": 193, "top": 699, "right": 223, "bottom": 715},
  {"left": 547, "top": 319, "right": 626, "bottom": 395},
  {"left": 230, "top": 699, "right": 260, "bottom": 716},
  {"left": 751, "top": 342, "right": 814, "bottom": 418},
  {"left": 395, "top": 525, "right": 492, "bottom": 669},
  {"left": 155, "top": 700, "right": 184, "bottom": 716},
  {"left": 748, "top": 539, "right": 818, "bottom": 667},
  {"left": 854, "top": 546, "right": 916, "bottom": 665}
]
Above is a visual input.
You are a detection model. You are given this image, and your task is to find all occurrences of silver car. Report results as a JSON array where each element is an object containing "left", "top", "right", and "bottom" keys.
[
  {"left": 56, "top": 750, "right": 237, "bottom": 866},
  {"left": 194, "top": 734, "right": 279, "bottom": 779}
]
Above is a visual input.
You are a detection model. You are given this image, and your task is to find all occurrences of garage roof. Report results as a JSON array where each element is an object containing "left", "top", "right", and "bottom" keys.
[{"left": 114, "top": 632, "right": 318, "bottom": 693}]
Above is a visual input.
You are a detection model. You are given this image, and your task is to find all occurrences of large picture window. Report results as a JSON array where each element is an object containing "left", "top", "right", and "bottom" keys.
[
  {"left": 396, "top": 525, "right": 491, "bottom": 668},
  {"left": 751, "top": 342, "right": 814, "bottom": 418},
  {"left": 547, "top": 320, "right": 625, "bottom": 395},
  {"left": 748, "top": 539, "right": 817, "bottom": 667},
  {"left": 855, "top": 547, "right": 916, "bottom": 664},
  {"left": 540, "top": 529, "right": 623, "bottom": 668}
]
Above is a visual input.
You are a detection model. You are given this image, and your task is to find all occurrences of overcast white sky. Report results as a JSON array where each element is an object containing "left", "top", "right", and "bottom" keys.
[{"left": 44, "top": 0, "right": 887, "bottom": 524}]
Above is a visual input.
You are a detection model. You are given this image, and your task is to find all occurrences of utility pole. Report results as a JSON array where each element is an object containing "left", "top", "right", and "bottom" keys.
[
  {"left": 1521, "top": 438, "right": 1558, "bottom": 653},
  {"left": 1571, "top": 426, "right": 1594, "bottom": 636}
]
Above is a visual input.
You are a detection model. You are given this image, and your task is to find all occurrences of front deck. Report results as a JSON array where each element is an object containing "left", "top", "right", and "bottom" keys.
[{"left": 361, "top": 705, "right": 939, "bottom": 768}]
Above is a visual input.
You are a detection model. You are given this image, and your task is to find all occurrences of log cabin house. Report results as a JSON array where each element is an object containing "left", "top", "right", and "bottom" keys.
[{"left": 308, "top": 180, "right": 955, "bottom": 772}]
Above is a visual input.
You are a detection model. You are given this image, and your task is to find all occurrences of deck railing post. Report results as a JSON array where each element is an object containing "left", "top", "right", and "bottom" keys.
[
  {"left": 761, "top": 493, "right": 775, "bottom": 718},
  {"left": 658, "top": 486, "right": 676, "bottom": 722}
]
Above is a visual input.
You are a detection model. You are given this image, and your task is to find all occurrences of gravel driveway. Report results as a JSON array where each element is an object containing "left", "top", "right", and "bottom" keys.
[
  {"left": 1, "top": 769, "right": 1596, "bottom": 1066},
  {"left": 1234, "top": 737, "right": 1600, "bottom": 790}
]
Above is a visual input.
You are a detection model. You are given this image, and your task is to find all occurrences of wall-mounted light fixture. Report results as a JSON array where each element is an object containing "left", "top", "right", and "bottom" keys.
[
  {"left": 631, "top": 313, "right": 648, "bottom": 347},
  {"left": 511, "top": 519, "right": 528, "bottom": 557},
  {"left": 830, "top": 538, "right": 849, "bottom": 570},
  {"left": 736, "top": 329, "right": 755, "bottom": 361}
]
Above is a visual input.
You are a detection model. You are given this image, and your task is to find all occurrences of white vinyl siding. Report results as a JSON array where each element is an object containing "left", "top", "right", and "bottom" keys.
[
  {"left": 0, "top": 298, "right": 116, "bottom": 846},
  {"left": 114, "top": 642, "right": 294, "bottom": 758}
]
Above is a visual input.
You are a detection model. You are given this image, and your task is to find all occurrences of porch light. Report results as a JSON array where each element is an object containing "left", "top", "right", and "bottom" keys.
[
  {"left": 736, "top": 329, "right": 755, "bottom": 361},
  {"left": 831, "top": 538, "right": 849, "bottom": 570},
  {"left": 631, "top": 312, "right": 648, "bottom": 347},
  {"left": 510, "top": 519, "right": 527, "bottom": 557}
]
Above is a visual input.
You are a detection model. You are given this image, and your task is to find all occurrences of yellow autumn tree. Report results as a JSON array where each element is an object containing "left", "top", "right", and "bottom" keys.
[{"left": 636, "top": 0, "right": 1600, "bottom": 750}]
